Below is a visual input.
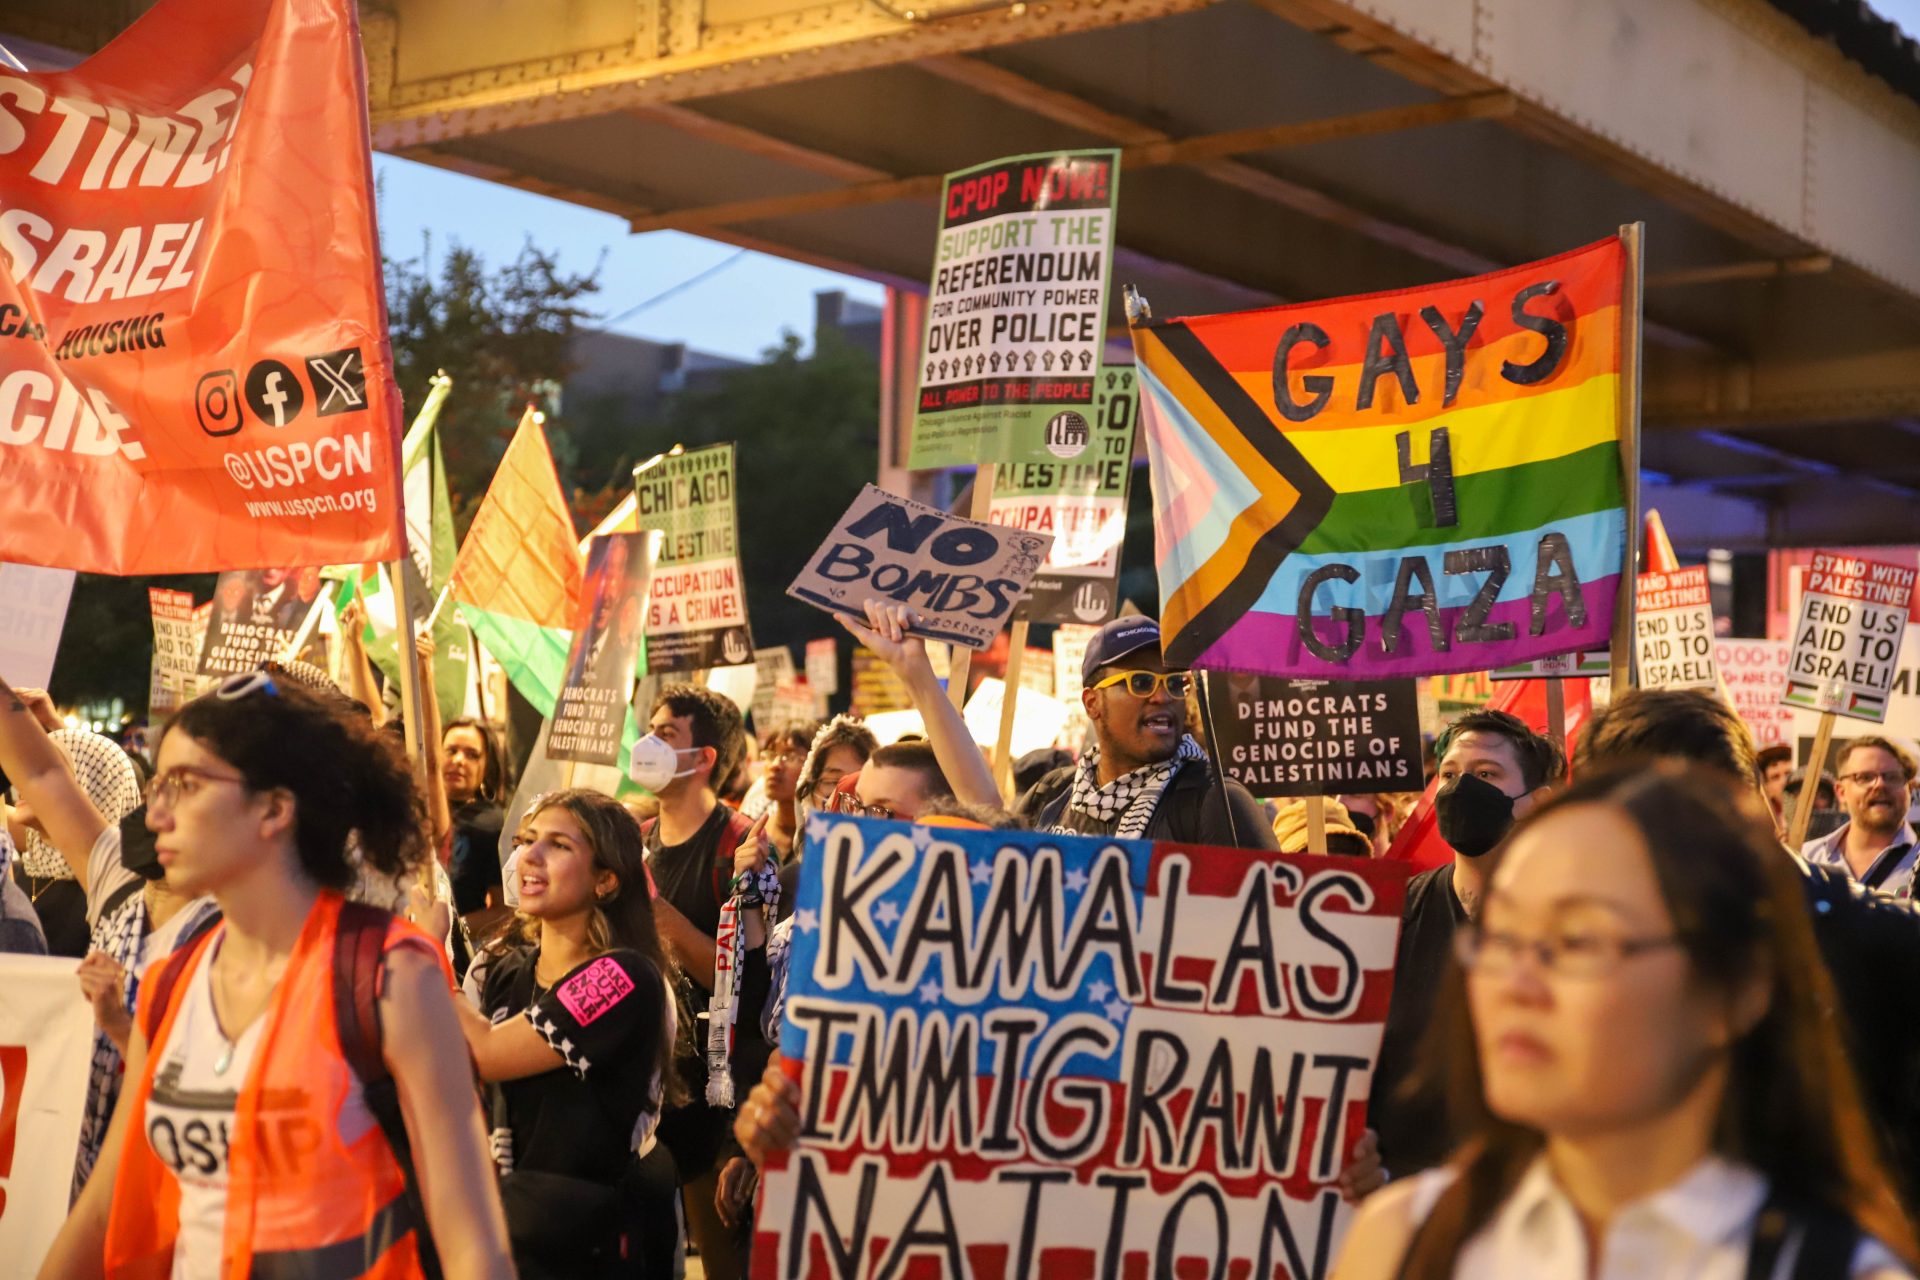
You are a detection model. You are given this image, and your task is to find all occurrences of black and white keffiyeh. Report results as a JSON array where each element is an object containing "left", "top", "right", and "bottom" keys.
[
  {"left": 18, "top": 728, "right": 140, "bottom": 879},
  {"left": 1061, "top": 734, "right": 1205, "bottom": 838}
]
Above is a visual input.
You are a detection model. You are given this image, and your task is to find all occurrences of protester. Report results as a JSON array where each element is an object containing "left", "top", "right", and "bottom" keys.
[
  {"left": 793, "top": 715, "right": 878, "bottom": 819},
  {"left": 1802, "top": 736, "right": 1918, "bottom": 898},
  {"left": 441, "top": 716, "right": 511, "bottom": 940},
  {"left": 1756, "top": 741, "right": 1793, "bottom": 827},
  {"left": 1573, "top": 687, "right": 1920, "bottom": 1212},
  {"left": 458, "top": 789, "right": 676, "bottom": 1279},
  {"left": 0, "top": 828, "right": 48, "bottom": 953},
  {"left": 7, "top": 711, "right": 143, "bottom": 958},
  {"left": 1371, "top": 709, "right": 1565, "bottom": 1176},
  {"left": 1786, "top": 765, "right": 1844, "bottom": 839},
  {"left": 751, "top": 723, "right": 817, "bottom": 860},
  {"left": 1332, "top": 767, "right": 1918, "bottom": 1279},
  {"left": 0, "top": 678, "right": 223, "bottom": 1200},
  {"left": 635, "top": 682, "right": 753, "bottom": 1280},
  {"left": 38, "top": 674, "right": 513, "bottom": 1280},
  {"left": 1014, "top": 615, "right": 1276, "bottom": 849}
]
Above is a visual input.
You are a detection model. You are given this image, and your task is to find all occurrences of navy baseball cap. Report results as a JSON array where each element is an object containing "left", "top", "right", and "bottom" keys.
[{"left": 1082, "top": 615, "right": 1164, "bottom": 683}]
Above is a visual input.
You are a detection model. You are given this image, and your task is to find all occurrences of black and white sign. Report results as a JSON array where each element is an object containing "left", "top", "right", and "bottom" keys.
[{"left": 1205, "top": 673, "right": 1424, "bottom": 798}]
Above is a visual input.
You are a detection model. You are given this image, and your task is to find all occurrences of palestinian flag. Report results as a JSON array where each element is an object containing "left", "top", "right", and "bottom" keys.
[{"left": 1132, "top": 235, "right": 1628, "bottom": 678}]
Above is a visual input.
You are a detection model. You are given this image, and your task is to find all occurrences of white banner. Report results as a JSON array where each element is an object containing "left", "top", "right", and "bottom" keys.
[{"left": 0, "top": 956, "right": 92, "bottom": 1273}]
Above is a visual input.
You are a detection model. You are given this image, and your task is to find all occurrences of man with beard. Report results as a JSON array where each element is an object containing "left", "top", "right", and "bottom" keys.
[
  {"left": 1015, "top": 616, "right": 1275, "bottom": 847},
  {"left": 1368, "top": 708, "right": 1564, "bottom": 1176},
  {"left": 1802, "top": 735, "right": 1918, "bottom": 899}
]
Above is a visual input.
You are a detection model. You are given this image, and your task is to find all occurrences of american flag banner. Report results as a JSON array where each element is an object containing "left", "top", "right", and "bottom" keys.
[{"left": 756, "top": 814, "right": 1410, "bottom": 1279}]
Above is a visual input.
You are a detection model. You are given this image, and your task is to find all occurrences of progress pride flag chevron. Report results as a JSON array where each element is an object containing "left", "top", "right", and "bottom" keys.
[{"left": 759, "top": 816, "right": 1408, "bottom": 1280}]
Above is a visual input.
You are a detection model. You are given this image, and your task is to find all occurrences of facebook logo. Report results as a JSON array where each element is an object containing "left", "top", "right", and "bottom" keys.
[{"left": 244, "top": 359, "right": 304, "bottom": 428}]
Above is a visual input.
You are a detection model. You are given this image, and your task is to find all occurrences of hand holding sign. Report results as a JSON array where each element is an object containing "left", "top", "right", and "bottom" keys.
[
  {"left": 788, "top": 484, "right": 1053, "bottom": 649},
  {"left": 837, "top": 598, "right": 939, "bottom": 689}
]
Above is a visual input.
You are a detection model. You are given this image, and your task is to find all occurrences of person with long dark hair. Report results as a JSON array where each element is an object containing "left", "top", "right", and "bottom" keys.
[
  {"left": 1333, "top": 766, "right": 1919, "bottom": 1279},
  {"left": 39, "top": 674, "right": 512, "bottom": 1280},
  {"left": 455, "top": 788, "right": 676, "bottom": 1279}
]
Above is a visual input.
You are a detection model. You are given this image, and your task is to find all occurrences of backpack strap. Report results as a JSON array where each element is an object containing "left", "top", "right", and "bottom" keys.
[
  {"left": 712, "top": 808, "right": 757, "bottom": 905},
  {"left": 136, "top": 928, "right": 216, "bottom": 1045},
  {"left": 332, "top": 900, "right": 445, "bottom": 1280},
  {"left": 98, "top": 877, "right": 143, "bottom": 924},
  {"left": 1745, "top": 1186, "right": 1861, "bottom": 1280}
]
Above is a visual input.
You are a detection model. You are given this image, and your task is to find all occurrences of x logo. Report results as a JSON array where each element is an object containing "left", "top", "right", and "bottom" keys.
[{"left": 305, "top": 348, "right": 367, "bottom": 416}]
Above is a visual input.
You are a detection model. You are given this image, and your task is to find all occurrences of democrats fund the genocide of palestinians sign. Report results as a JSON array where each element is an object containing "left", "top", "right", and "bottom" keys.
[
  {"left": 788, "top": 485, "right": 1053, "bottom": 650},
  {"left": 1205, "top": 675, "right": 1424, "bottom": 798},
  {"left": 757, "top": 815, "right": 1408, "bottom": 1280}
]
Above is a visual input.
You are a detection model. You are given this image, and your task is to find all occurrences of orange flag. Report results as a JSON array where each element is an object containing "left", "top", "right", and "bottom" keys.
[
  {"left": 451, "top": 409, "right": 583, "bottom": 628},
  {"left": 0, "top": 0, "right": 403, "bottom": 573}
]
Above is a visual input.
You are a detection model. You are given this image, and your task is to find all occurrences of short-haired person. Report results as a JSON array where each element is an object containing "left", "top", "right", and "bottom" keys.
[
  {"left": 1371, "top": 709, "right": 1565, "bottom": 1176},
  {"left": 1574, "top": 688, "right": 1920, "bottom": 1212},
  {"left": 635, "top": 682, "right": 753, "bottom": 1280},
  {"left": 1333, "top": 767, "right": 1918, "bottom": 1280},
  {"left": 1756, "top": 742, "right": 1794, "bottom": 828},
  {"left": 1016, "top": 616, "right": 1276, "bottom": 849},
  {"left": 456, "top": 789, "right": 676, "bottom": 1280},
  {"left": 751, "top": 723, "right": 818, "bottom": 859},
  {"left": 39, "top": 675, "right": 512, "bottom": 1280},
  {"left": 1803, "top": 736, "right": 1918, "bottom": 899}
]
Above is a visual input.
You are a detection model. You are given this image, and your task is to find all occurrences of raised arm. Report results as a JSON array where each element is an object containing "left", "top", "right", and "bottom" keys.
[
  {"left": 0, "top": 677, "right": 107, "bottom": 886},
  {"left": 415, "top": 633, "right": 451, "bottom": 846},
  {"left": 838, "top": 598, "right": 999, "bottom": 808},
  {"left": 338, "top": 599, "right": 388, "bottom": 729}
]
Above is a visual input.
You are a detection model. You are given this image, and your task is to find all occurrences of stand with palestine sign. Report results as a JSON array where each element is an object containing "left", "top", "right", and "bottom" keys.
[
  {"left": 1634, "top": 566, "right": 1718, "bottom": 690},
  {"left": 1781, "top": 550, "right": 1917, "bottom": 848},
  {"left": 908, "top": 150, "right": 1120, "bottom": 468}
]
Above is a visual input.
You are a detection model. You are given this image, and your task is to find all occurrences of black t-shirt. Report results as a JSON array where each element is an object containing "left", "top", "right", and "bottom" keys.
[
  {"left": 643, "top": 804, "right": 732, "bottom": 940},
  {"left": 480, "top": 945, "right": 669, "bottom": 1185},
  {"left": 448, "top": 800, "right": 506, "bottom": 915},
  {"left": 1370, "top": 862, "right": 1469, "bottom": 1176}
]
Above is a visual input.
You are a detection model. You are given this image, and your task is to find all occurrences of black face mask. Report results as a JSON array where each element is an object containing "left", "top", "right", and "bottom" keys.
[
  {"left": 1804, "top": 808, "right": 1848, "bottom": 842},
  {"left": 119, "top": 805, "right": 164, "bottom": 882},
  {"left": 1435, "top": 773, "right": 1517, "bottom": 859},
  {"left": 1347, "top": 809, "right": 1377, "bottom": 842}
]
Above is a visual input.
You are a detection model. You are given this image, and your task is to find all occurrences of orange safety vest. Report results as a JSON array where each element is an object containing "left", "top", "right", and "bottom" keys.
[{"left": 103, "top": 890, "right": 449, "bottom": 1280}]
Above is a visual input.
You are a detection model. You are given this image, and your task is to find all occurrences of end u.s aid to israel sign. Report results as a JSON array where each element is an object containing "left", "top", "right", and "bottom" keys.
[{"left": 757, "top": 816, "right": 1408, "bottom": 1279}]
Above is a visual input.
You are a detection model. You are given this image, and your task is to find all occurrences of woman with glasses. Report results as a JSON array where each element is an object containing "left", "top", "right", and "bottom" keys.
[
  {"left": 794, "top": 715, "right": 879, "bottom": 821},
  {"left": 1332, "top": 766, "right": 1918, "bottom": 1280},
  {"left": 753, "top": 723, "right": 819, "bottom": 862},
  {"left": 40, "top": 674, "right": 513, "bottom": 1280}
]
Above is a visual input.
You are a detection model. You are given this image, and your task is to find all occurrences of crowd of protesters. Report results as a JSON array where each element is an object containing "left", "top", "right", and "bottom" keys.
[{"left": 6, "top": 590, "right": 1919, "bottom": 1280}]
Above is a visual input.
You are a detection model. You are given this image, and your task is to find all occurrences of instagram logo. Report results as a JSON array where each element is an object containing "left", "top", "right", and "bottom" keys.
[{"left": 196, "top": 370, "right": 242, "bottom": 436}]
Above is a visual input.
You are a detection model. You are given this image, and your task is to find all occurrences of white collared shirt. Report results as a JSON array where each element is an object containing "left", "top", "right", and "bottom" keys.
[
  {"left": 1802, "top": 822, "right": 1920, "bottom": 901},
  {"left": 1406, "top": 1154, "right": 1911, "bottom": 1278}
]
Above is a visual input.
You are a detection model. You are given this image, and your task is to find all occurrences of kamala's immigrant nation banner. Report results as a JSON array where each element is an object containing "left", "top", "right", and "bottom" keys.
[
  {"left": 0, "top": 0, "right": 405, "bottom": 575},
  {"left": 634, "top": 444, "right": 754, "bottom": 671},
  {"left": 758, "top": 815, "right": 1408, "bottom": 1279},
  {"left": 909, "top": 150, "right": 1121, "bottom": 469},
  {"left": 1133, "top": 237, "right": 1628, "bottom": 679},
  {"left": 992, "top": 366, "right": 1139, "bottom": 625}
]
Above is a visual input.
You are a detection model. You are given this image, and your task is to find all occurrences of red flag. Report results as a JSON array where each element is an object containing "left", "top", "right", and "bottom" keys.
[{"left": 0, "top": 0, "right": 402, "bottom": 573}]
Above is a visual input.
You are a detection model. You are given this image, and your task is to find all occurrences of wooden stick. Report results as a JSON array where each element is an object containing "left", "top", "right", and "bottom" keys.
[
  {"left": 1545, "top": 677, "right": 1567, "bottom": 749},
  {"left": 1786, "top": 711, "right": 1837, "bottom": 851},
  {"left": 386, "top": 558, "right": 435, "bottom": 892},
  {"left": 279, "top": 595, "right": 330, "bottom": 662},
  {"left": 1610, "top": 222, "right": 1647, "bottom": 692},
  {"left": 993, "top": 620, "right": 1030, "bottom": 800},
  {"left": 946, "top": 465, "right": 997, "bottom": 713},
  {"left": 1305, "top": 794, "right": 1329, "bottom": 856}
]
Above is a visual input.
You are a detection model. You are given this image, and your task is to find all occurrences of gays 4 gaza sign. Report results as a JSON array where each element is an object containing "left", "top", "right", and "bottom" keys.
[
  {"left": 1784, "top": 552, "right": 1917, "bottom": 723},
  {"left": 0, "top": 0, "right": 403, "bottom": 574},
  {"left": 759, "top": 816, "right": 1408, "bottom": 1279},
  {"left": 789, "top": 485, "right": 1053, "bottom": 649}
]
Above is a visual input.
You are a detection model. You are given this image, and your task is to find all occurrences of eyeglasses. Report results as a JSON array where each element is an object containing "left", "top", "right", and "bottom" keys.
[
  {"left": 1454, "top": 923, "right": 1689, "bottom": 980},
  {"left": 832, "top": 792, "right": 900, "bottom": 821},
  {"left": 810, "top": 771, "right": 848, "bottom": 802},
  {"left": 1840, "top": 770, "right": 1910, "bottom": 789},
  {"left": 217, "top": 671, "right": 280, "bottom": 700},
  {"left": 146, "top": 765, "right": 249, "bottom": 810},
  {"left": 1091, "top": 669, "right": 1195, "bottom": 700}
]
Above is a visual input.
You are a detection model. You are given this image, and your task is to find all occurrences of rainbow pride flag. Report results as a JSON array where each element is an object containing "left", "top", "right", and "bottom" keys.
[{"left": 1132, "top": 236, "right": 1628, "bottom": 678}]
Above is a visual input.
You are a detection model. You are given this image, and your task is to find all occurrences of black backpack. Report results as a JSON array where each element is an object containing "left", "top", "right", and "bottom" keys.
[{"left": 139, "top": 900, "right": 444, "bottom": 1280}]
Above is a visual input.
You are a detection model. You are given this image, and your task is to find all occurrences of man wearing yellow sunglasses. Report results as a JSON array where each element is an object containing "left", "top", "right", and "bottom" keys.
[{"left": 1015, "top": 616, "right": 1276, "bottom": 850}]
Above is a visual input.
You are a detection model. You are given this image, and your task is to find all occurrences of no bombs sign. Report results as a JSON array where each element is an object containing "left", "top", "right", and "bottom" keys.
[
  {"left": 788, "top": 485, "right": 1053, "bottom": 649},
  {"left": 1783, "top": 552, "right": 1916, "bottom": 724}
]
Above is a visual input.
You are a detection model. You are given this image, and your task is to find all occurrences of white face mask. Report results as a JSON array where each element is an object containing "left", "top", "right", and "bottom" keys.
[{"left": 629, "top": 733, "right": 704, "bottom": 793}]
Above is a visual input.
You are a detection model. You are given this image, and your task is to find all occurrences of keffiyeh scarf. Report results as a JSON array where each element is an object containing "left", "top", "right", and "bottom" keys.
[
  {"left": 707, "top": 858, "right": 782, "bottom": 1107},
  {"left": 18, "top": 729, "right": 141, "bottom": 879},
  {"left": 1061, "top": 735, "right": 1206, "bottom": 839}
]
